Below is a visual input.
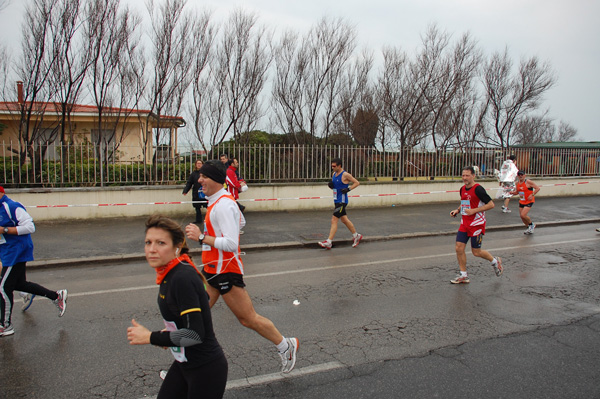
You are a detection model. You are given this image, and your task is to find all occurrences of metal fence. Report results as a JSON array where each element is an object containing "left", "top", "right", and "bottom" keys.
[{"left": 1, "top": 141, "right": 599, "bottom": 188}]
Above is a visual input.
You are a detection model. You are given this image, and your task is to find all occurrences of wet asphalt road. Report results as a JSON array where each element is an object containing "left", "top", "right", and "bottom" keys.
[
  {"left": 1, "top": 222, "right": 599, "bottom": 398},
  {"left": 29, "top": 195, "right": 600, "bottom": 265}
]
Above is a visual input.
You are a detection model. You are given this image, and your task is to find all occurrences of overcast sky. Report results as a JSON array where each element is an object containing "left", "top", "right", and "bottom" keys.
[{"left": 1, "top": 0, "right": 598, "bottom": 142}]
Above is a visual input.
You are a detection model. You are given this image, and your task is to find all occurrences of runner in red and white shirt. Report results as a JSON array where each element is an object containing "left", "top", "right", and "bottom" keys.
[
  {"left": 185, "top": 160, "right": 298, "bottom": 374},
  {"left": 449, "top": 166, "right": 504, "bottom": 284},
  {"left": 226, "top": 157, "right": 247, "bottom": 215}
]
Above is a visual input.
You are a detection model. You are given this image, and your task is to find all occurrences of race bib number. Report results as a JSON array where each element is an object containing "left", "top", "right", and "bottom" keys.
[
  {"left": 460, "top": 200, "right": 470, "bottom": 215},
  {"left": 518, "top": 191, "right": 525, "bottom": 201},
  {"left": 163, "top": 320, "right": 187, "bottom": 362},
  {"left": 332, "top": 189, "right": 337, "bottom": 199}
]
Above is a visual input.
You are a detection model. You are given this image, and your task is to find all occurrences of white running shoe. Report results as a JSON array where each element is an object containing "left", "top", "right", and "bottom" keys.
[
  {"left": 53, "top": 289, "right": 68, "bottom": 317},
  {"left": 529, "top": 223, "right": 536, "bottom": 234},
  {"left": 352, "top": 233, "right": 363, "bottom": 248},
  {"left": 318, "top": 240, "right": 332, "bottom": 249},
  {"left": 502, "top": 207, "right": 511, "bottom": 213},
  {"left": 279, "top": 337, "right": 299, "bottom": 373},
  {"left": 450, "top": 275, "right": 470, "bottom": 284},
  {"left": 21, "top": 293, "right": 35, "bottom": 312},
  {"left": 493, "top": 257, "right": 503, "bottom": 277},
  {"left": 0, "top": 323, "right": 14, "bottom": 337}
]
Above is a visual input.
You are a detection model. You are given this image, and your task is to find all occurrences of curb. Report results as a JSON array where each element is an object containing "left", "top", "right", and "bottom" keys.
[{"left": 28, "top": 218, "right": 600, "bottom": 269}]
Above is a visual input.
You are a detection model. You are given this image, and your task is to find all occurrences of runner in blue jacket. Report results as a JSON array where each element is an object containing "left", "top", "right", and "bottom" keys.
[{"left": 0, "top": 187, "right": 67, "bottom": 337}]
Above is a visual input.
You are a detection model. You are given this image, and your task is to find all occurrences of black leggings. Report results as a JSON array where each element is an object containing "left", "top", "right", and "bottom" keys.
[
  {"left": 0, "top": 262, "right": 58, "bottom": 325},
  {"left": 158, "top": 355, "right": 228, "bottom": 399}
]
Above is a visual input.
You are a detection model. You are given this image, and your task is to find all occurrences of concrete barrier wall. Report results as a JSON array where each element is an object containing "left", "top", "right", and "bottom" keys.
[{"left": 7, "top": 177, "right": 600, "bottom": 221}]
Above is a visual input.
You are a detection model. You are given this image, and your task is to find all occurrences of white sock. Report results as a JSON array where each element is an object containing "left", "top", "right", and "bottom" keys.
[
  {"left": 491, "top": 258, "right": 498, "bottom": 266},
  {"left": 460, "top": 271, "right": 468, "bottom": 277},
  {"left": 276, "top": 337, "right": 289, "bottom": 353},
  {"left": 353, "top": 232, "right": 359, "bottom": 238}
]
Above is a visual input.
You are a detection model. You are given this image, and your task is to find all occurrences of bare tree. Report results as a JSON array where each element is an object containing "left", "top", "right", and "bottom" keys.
[
  {"left": 12, "top": 0, "right": 59, "bottom": 171},
  {"left": 556, "top": 121, "right": 578, "bottom": 142},
  {"left": 123, "top": 28, "right": 148, "bottom": 164},
  {"left": 204, "top": 9, "right": 271, "bottom": 146},
  {"left": 514, "top": 113, "right": 579, "bottom": 144},
  {"left": 271, "top": 17, "right": 357, "bottom": 144},
  {"left": 327, "top": 48, "right": 373, "bottom": 143},
  {"left": 0, "top": 45, "right": 10, "bottom": 101},
  {"left": 187, "top": 10, "right": 216, "bottom": 151},
  {"left": 450, "top": 87, "right": 488, "bottom": 150},
  {"left": 420, "top": 26, "right": 481, "bottom": 152},
  {"left": 270, "top": 29, "right": 305, "bottom": 143},
  {"left": 317, "top": 19, "right": 359, "bottom": 143},
  {"left": 514, "top": 111, "right": 554, "bottom": 144},
  {"left": 482, "top": 49, "right": 556, "bottom": 149},
  {"left": 145, "top": 0, "right": 196, "bottom": 151},
  {"left": 376, "top": 46, "right": 428, "bottom": 150},
  {"left": 85, "top": 0, "right": 142, "bottom": 184},
  {"left": 351, "top": 107, "right": 378, "bottom": 147},
  {"left": 47, "top": 0, "right": 93, "bottom": 144},
  {"left": 86, "top": 0, "right": 142, "bottom": 143}
]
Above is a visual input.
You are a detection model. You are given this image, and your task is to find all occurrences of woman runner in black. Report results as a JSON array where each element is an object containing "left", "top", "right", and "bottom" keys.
[{"left": 127, "top": 215, "right": 227, "bottom": 399}]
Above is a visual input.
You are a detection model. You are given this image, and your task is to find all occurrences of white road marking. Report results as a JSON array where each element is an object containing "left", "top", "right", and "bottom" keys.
[
  {"left": 70, "top": 237, "right": 600, "bottom": 298},
  {"left": 226, "top": 361, "right": 345, "bottom": 389},
  {"left": 69, "top": 285, "right": 156, "bottom": 297},
  {"left": 138, "top": 361, "right": 346, "bottom": 398}
]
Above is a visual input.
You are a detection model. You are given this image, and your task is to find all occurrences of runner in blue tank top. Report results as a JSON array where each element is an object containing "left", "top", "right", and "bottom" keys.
[{"left": 318, "top": 158, "right": 362, "bottom": 249}]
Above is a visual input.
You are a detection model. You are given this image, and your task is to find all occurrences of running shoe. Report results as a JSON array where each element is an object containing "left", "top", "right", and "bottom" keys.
[
  {"left": 524, "top": 227, "right": 532, "bottom": 235},
  {"left": 318, "top": 240, "right": 332, "bottom": 249},
  {"left": 493, "top": 257, "right": 503, "bottom": 277},
  {"left": 21, "top": 293, "right": 35, "bottom": 312},
  {"left": 159, "top": 370, "right": 168, "bottom": 380},
  {"left": 529, "top": 223, "right": 536, "bottom": 234},
  {"left": 279, "top": 337, "right": 299, "bottom": 373},
  {"left": 352, "top": 233, "right": 363, "bottom": 248},
  {"left": 596, "top": 228, "right": 600, "bottom": 232},
  {"left": 502, "top": 207, "right": 511, "bottom": 213},
  {"left": 450, "top": 275, "right": 470, "bottom": 284},
  {"left": 0, "top": 324, "right": 14, "bottom": 337},
  {"left": 53, "top": 289, "right": 68, "bottom": 317}
]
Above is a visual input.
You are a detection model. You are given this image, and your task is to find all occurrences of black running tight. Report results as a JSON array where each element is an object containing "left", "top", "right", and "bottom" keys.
[
  {"left": 157, "top": 355, "right": 228, "bottom": 399},
  {"left": 1, "top": 262, "right": 58, "bottom": 325}
]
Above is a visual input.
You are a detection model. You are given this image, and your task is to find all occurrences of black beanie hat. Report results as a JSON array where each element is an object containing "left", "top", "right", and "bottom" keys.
[{"left": 198, "top": 160, "right": 227, "bottom": 184}]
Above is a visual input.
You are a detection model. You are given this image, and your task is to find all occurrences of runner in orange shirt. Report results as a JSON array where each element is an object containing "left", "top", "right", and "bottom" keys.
[
  {"left": 511, "top": 170, "right": 541, "bottom": 235},
  {"left": 185, "top": 160, "right": 298, "bottom": 374}
]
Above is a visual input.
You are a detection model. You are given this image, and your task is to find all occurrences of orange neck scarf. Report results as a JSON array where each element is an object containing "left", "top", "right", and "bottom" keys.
[{"left": 155, "top": 254, "right": 201, "bottom": 284}]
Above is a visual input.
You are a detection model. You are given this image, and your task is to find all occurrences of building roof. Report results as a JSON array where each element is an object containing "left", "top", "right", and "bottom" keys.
[{"left": 0, "top": 101, "right": 185, "bottom": 127}]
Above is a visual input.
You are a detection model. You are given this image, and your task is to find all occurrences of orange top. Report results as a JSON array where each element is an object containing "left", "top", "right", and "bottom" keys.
[
  {"left": 517, "top": 179, "right": 535, "bottom": 205},
  {"left": 202, "top": 194, "right": 244, "bottom": 275}
]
